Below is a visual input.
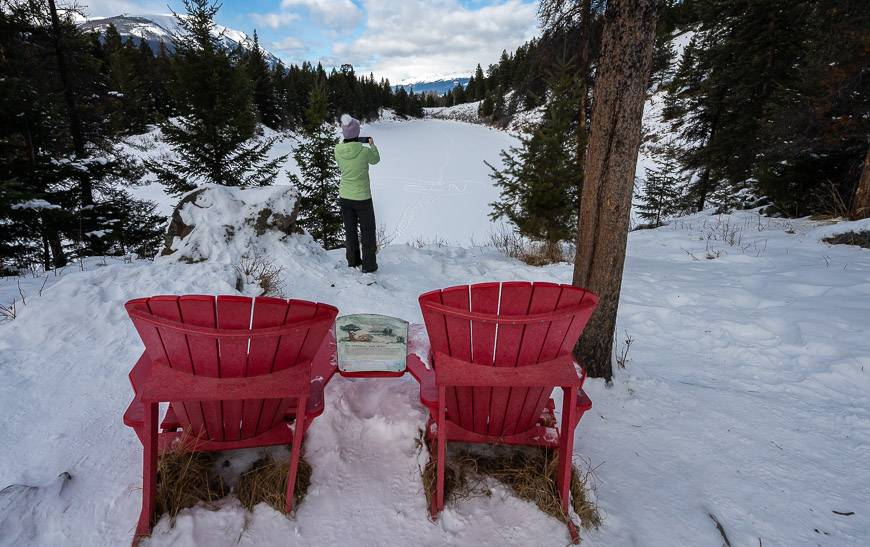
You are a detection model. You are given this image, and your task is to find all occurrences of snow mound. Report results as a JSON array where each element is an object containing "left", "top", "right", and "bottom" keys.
[
  {"left": 812, "top": 217, "right": 870, "bottom": 242},
  {"left": 425, "top": 100, "right": 482, "bottom": 124},
  {"left": 159, "top": 185, "right": 303, "bottom": 264}
]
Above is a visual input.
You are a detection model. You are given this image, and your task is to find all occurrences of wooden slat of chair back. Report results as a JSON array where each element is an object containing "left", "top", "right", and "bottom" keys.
[
  {"left": 125, "top": 295, "right": 338, "bottom": 442},
  {"left": 419, "top": 282, "right": 598, "bottom": 438}
]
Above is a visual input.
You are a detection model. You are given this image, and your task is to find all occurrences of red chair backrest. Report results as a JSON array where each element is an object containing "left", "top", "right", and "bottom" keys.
[
  {"left": 125, "top": 295, "right": 338, "bottom": 442},
  {"left": 419, "top": 282, "right": 598, "bottom": 438}
]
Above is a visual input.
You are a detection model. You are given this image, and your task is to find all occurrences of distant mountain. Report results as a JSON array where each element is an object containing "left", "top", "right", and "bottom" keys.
[
  {"left": 78, "top": 14, "right": 282, "bottom": 67},
  {"left": 397, "top": 77, "right": 470, "bottom": 96}
]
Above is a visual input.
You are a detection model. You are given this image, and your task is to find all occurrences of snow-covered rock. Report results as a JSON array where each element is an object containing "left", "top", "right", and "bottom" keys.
[{"left": 159, "top": 185, "right": 302, "bottom": 264}]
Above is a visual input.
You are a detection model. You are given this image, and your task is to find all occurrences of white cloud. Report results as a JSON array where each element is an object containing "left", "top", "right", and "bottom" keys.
[
  {"left": 280, "top": 0, "right": 363, "bottom": 30},
  {"left": 332, "top": 0, "right": 539, "bottom": 83},
  {"left": 250, "top": 11, "right": 300, "bottom": 30},
  {"left": 72, "top": 0, "right": 166, "bottom": 18},
  {"left": 271, "top": 36, "right": 306, "bottom": 53}
]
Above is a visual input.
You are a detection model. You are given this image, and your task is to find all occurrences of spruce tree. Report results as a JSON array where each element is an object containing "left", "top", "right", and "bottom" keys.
[
  {"left": 149, "top": 0, "right": 285, "bottom": 195},
  {"left": 106, "top": 38, "right": 154, "bottom": 134},
  {"left": 287, "top": 79, "right": 342, "bottom": 249},
  {"left": 479, "top": 94, "right": 495, "bottom": 117},
  {"left": 245, "top": 30, "right": 283, "bottom": 128},
  {"left": 473, "top": 64, "right": 486, "bottom": 100},
  {"left": 488, "top": 65, "right": 580, "bottom": 250},
  {"left": 1, "top": 2, "right": 164, "bottom": 268},
  {"left": 636, "top": 150, "right": 682, "bottom": 227},
  {"left": 662, "top": 0, "right": 816, "bottom": 213},
  {"left": 755, "top": 0, "right": 869, "bottom": 215}
]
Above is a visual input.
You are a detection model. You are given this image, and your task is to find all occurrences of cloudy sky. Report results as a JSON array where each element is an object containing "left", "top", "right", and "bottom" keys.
[{"left": 82, "top": 0, "right": 541, "bottom": 83}]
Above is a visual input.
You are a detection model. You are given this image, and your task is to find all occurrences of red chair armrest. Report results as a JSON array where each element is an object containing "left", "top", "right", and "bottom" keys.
[
  {"left": 407, "top": 351, "right": 438, "bottom": 408},
  {"left": 434, "top": 352, "right": 583, "bottom": 388},
  {"left": 128, "top": 351, "right": 152, "bottom": 398},
  {"left": 576, "top": 387, "right": 592, "bottom": 412},
  {"left": 140, "top": 360, "right": 311, "bottom": 403}
]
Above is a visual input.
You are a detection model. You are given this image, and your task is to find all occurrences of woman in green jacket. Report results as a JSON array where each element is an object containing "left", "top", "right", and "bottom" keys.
[{"left": 335, "top": 114, "right": 380, "bottom": 273}]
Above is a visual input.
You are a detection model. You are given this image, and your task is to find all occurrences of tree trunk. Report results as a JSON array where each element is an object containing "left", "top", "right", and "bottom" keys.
[
  {"left": 47, "top": 226, "right": 67, "bottom": 269},
  {"left": 575, "top": 0, "right": 593, "bottom": 166},
  {"left": 47, "top": 0, "right": 92, "bottom": 206},
  {"left": 851, "top": 144, "right": 870, "bottom": 220},
  {"left": 571, "top": 0, "right": 594, "bottom": 287},
  {"left": 696, "top": 166, "right": 711, "bottom": 211},
  {"left": 572, "top": 0, "right": 658, "bottom": 380},
  {"left": 39, "top": 213, "right": 67, "bottom": 269}
]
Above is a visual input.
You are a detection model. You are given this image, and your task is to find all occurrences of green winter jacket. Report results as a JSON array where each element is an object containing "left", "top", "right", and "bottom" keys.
[{"left": 334, "top": 141, "right": 380, "bottom": 200}]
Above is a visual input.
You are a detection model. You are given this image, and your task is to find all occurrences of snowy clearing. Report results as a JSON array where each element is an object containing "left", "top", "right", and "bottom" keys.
[
  {"left": 129, "top": 117, "right": 519, "bottom": 247},
  {"left": 1, "top": 203, "right": 868, "bottom": 546}
]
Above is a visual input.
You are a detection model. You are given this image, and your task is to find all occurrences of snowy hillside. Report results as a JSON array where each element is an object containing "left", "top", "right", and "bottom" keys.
[
  {"left": 78, "top": 14, "right": 282, "bottom": 66},
  {"left": 1, "top": 196, "right": 869, "bottom": 545}
]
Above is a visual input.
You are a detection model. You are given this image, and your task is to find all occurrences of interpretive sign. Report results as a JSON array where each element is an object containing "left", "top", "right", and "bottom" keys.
[{"left": 336, "top": 314, "right": 409, "bottom": 374}]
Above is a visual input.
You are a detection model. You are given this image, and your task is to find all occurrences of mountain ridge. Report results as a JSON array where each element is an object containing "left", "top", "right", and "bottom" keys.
[{"left": 78, "top": 14, "right": 282, "bottom": 67}]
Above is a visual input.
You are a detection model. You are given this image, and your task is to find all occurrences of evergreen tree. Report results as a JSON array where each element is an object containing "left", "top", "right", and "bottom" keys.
[
  {"left": 636, "top": 150, "right": 683, "bottom": 227},
  {"left": 479, "top": 94, "right": 495, "bottom": 117},
  {"left": 1, "top": 1, "right": 164, "bottom": 269},
  {"left": 755, "top": 0, "right": 869, "bottom": 215},
  {"left": 149, "top": 0, "right": 285, "bottom": 195},
  {"left": 393, "top": 86, "right": 410, "bottom": 117},
  {"left": 106, "top": 38, "right": 154, "bottom": 134},
  {"left": 488, "top": 66, "right": 580, "bottom": 250},
  {"left": 244, "top": 30, "right": 282, "bottom": 128},
  {"left": 153, "top": 41, "right": 175, "bottom": 117},
  {"left": 473, "top": 64, "right": 486, "bottom": 100},
  {"left": 288, "top": 79, "right": 342, "bottom": 249},
  {"left": 662, "top": 0, "right": 817, "bottom": 212}
]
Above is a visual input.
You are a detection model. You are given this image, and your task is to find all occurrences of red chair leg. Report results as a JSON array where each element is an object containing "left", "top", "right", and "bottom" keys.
[
  {"left": 134, "top": 402, "right": 158, "bottom": 543},
  {"left": 432, "top": 386, "right": 447, "bottom": 517},
  {"left": 559, "top": 387, "right": 579, "bottom": 543},
  {"left": 285, "top": 396, "right": 307, "bottom": 514}
]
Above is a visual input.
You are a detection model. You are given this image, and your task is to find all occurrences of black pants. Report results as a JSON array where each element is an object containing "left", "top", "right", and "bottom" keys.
[{"left": 340, "top": 197, "right": 378, "bottom": 272}]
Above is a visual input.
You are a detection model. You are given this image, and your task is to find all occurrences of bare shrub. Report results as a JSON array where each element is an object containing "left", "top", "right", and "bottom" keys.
[
  {"left": 0, "top": 300, "right": 16, "bottom": 322},
  {"left": 376, "top": 224, "right": 396, "bottom": 252},
  {"left": 813, "top": 180, "right": 852, "bottom": 219},
  {"left": 488, "top": 226, "right": 569, "bottom": 266},
  {"left": 615, "top": 331, "right": 634, "bottom": 369},
  {"left": 411, "top": 235, "right": 449, "bottom": 248},
  {"left": 233, "top": 255, "right": 285, "bottom": 297}
]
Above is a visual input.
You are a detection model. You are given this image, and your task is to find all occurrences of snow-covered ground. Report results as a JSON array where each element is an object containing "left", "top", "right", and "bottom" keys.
[{"left": 2, "top": 180, "right": 869, "bottom": 546}]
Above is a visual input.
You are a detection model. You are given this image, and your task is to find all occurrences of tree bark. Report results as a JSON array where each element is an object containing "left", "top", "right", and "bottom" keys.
[
  {"left": 47, "top": 0, "right": 92, "bottom": 206},
  {"left": 851, "top": 144, "right": 870, "bottom": 220},
  {"left": 572, "top": 0, "right": 658, "bottom": 380},
  {"left": 571, "top": 0, "right": 594, "bottom": 287}
]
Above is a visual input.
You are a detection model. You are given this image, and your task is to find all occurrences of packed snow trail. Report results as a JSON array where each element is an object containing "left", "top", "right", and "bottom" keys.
[{"left": 1, "top": 208, "right": 869, "bottom": 546}]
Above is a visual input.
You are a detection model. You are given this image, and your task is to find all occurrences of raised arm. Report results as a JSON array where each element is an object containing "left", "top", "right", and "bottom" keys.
[{"left": 367, "top": 139, "right": 380, "bottom": 165}]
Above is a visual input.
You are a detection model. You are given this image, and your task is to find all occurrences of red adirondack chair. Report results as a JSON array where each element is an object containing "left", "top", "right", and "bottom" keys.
[
  {"left": 123, "top": 295, "right": 338, "bottom": 543},
  {"left": 407, "top": 281, "right": 598, "bottom": 542}
]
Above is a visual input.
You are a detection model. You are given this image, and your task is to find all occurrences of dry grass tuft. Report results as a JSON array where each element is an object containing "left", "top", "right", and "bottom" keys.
[
  {"left": 823, "top": 230, "right": 870, "bottom": 249},
  {"left": 488, "top": 227, "right": 571, "bottom": 266},
  {"left": 155, "top": 448, "right": 226, "bottom": 525},
  {"left": 422, "top": 442, "right": 601, "bottom": 530},
  {"left": 236, "top": 453, "right": 312, "bottom": 513},
  {"left": 422, "top": 446, "right": 483, "bottom": 506}
]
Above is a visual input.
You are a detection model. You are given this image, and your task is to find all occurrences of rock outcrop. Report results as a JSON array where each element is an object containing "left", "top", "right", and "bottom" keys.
[{"left": 159, "top": 185, "right": 301, "bottom": 263}]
